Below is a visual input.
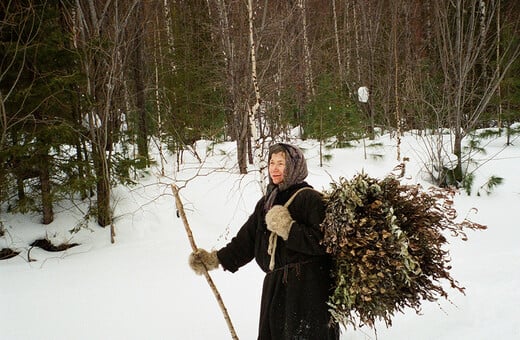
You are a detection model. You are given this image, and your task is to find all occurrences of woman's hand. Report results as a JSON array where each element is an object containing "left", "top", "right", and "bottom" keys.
[
  {"left": 188, "top": 248, "right": 220, "bottom": 275},
  {"left": 266, "top": 205, "right": 294, "bottom": 240}
]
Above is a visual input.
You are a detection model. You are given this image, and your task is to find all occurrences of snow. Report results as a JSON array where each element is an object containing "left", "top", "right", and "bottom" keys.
[
  {"left": 1, "top": 130, "right": 519, "bottom": 340},
  {"left": 357, "top": 86, "right": 369, "bottom": 103}
]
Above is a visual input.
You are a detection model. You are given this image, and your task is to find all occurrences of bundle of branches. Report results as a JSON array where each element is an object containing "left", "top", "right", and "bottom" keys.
[{"left": 320, "top": 172, "right": 486, "bottom": 329}]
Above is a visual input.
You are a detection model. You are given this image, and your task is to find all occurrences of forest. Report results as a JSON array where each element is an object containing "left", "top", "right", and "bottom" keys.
[{"left": 1, "top": 0, "right": 519, "bottom": 229}]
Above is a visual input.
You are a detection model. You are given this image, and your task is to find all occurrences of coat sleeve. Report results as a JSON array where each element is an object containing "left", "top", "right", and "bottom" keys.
[
  {"left": 216, "top": 198, "right": 264, "bottom": 273},
  {"left": 285, "top": 189, "right": 328, "bottom": 256}
]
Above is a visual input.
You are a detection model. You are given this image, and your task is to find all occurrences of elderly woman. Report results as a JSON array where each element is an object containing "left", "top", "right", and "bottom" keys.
[{"left": 189, "top": 143, "right": 339, "bottom": 340}]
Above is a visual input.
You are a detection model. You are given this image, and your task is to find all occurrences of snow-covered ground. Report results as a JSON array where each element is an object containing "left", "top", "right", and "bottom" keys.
[{"left": 1, "top": 130, "right": 519, "bottom": 339}]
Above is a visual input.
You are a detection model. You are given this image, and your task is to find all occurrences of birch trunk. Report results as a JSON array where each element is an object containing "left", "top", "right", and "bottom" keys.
[
  {"left": 247, "top": 0, "right": 267, "bottom": 192},
  {"left": 332, "top": 0, "right": 343, "bottom": 83},
  {"left": 353, "top": 2, "right": 361, "bottom": 84},
  {"left": 299, "top": 0, "right": 314, "bottom": 98},
  {"left": 154, "top": 14, "right": 166, "bottom": 176},
  {"left": 344, "top": 1, "right": 351, "bottom": 82},
  {"left": 393, "top": 2, "right": 401, "bottom": 161},
  {"left": 162, "top": 0, "right": 176, "bottom": 70}
]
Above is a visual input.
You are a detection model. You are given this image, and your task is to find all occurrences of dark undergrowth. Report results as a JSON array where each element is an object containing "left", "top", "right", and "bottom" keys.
[
  {"left": 30, "top": 238, "right": 79, "bottom": 252},
  {"left": 0, "top": 248, "right": 20, "bottom": 260}
]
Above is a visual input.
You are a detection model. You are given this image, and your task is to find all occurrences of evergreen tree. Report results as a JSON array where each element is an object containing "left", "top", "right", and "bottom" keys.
[{"left": 1, "top": 0, "right": 82, "bottom": 222}]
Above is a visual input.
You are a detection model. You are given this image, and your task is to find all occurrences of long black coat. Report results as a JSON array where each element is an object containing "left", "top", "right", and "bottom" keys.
[{"left": 217, "top": 182, "right": 340, "bottom": 340}]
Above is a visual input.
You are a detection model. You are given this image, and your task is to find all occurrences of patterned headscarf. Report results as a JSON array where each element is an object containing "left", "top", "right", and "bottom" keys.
[{"left": 264, "top": 143, "right": 308, "bottom": 211}]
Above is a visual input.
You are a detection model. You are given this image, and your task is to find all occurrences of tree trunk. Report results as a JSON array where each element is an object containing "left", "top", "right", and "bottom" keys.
[
  {"left": 495, "top": 2, "right": 502, "bottom": 128},
  {"left": 39, "top": 153, "right": 54, "bottom": 224},
  {"left": 74, "top": 0, "right": 142, "bottom": 227},
  {"left": 134, "top": 0, "right": 149, "bottom": 167},
  {"left": 299, "top": 0, "right": 314, "bottom": 98},
  {"left": 247, "top": 0, "right": 267, "bottom": 190},
  {"left": 332, "top": 0, "right": 343, "bottom": 84},
  {"left": 237, "top": 109, "right": 248, "bottom": 174},
  {"left": 393, "top": 1, "right": 402, "bottom": 161},
  {"left": 214, "top": 0, "right": 247, "bottom": 173},
  {"left": 153, "top": 14, "right": 166, "bottom": 176},
  {"left": 93, "top": 139, "right": 112, "bottom": 227},
  {"left": 452, "top": 129, "right": 463, "bottom": 185}
]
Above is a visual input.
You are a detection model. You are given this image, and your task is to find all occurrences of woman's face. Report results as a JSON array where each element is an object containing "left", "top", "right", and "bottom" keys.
[{"left": 269, "top": 152, "right": 286, "bottom": 185}]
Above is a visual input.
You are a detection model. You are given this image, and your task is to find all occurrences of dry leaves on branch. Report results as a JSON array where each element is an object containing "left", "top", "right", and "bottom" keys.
[{"left": 320, "top": 173, "right": 486, "bottom": 329}]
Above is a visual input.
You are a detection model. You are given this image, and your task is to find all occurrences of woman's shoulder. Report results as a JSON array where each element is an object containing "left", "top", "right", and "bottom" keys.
[
  {"left": 287, "top": 183, "right": 323, "bottom": 204},
  {"left": 253, "top": 195, "right": 266, "bottom": 209}
]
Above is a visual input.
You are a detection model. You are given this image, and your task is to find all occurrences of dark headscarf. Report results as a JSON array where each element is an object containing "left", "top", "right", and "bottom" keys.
[{"left": 264, "top": 143, "right": 308, "bottom": 211}]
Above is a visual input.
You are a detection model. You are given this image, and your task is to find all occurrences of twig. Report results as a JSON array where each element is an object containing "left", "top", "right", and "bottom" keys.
[{"left": 170, "top": 184, "right": 239, "bottom": 340}]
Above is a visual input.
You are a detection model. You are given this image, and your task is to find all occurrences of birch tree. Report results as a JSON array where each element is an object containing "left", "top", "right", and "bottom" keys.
[
  {"left": 432, "top": 0, "right": 520, "bottom": 186},
  {"left": 299, "top": 0, "right": 314, "bottom": 98},
  {"left": 73, "top": 0, "right": 141, "bottom": 227},
  {"left": 247, "top": 0, "right": 268, "bottom": 191}
]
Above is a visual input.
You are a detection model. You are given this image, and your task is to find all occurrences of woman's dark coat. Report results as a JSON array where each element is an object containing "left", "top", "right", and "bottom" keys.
[{"left": 217, "top": 182, "right": 340, "bottom": 340}]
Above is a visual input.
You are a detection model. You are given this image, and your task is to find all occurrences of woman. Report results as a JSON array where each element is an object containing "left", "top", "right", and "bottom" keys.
[{"left": 189, "top": 143, "right": 339, "bottom": 340}]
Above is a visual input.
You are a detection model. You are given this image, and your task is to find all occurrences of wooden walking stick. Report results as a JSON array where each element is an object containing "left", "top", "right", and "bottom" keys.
[{"left": 171, "top": 184, "right": 239, "bottom": 340}]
